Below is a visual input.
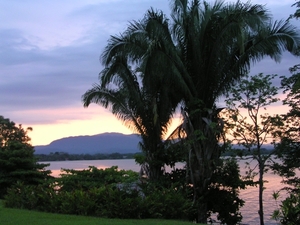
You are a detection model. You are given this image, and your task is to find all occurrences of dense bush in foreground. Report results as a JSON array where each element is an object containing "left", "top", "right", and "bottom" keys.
[
  {"left": 4, "top": 159, "right": 246, "bottom": 224},
  {"left": 4, "top": 166, "right": 192, "bottom": 220}
]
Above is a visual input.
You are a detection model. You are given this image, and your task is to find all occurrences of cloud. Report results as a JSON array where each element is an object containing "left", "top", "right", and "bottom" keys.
[
  {"left": 0, "top": 1, "right": 170, "bottom": 120},
  {"left": 0, "top": 0, "right": 299, "bottom": 145}
]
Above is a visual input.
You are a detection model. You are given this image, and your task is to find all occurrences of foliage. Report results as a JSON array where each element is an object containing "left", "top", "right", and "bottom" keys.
[
  {"left": 4, "top": 167, "right": 144, "bottom": 218},
  {"left": 225, "top": 73, "right": 282, "bottom": 148},
  {"left": 0, "top": 115, "right": 51, "bottom": 199},
  {"left": 272, "top": 190, "right": 300, "bottom": 225},
  {"left": 4, "top": 166, "right": 193, "bottom": 220},
  {"left": 141, "top": 158, "right": 249, "bottom": 224},
  {"left": 207, "top": 158, "right": 249, "bottom": 225},
  {"left": 4, "top": 181, "right": 58, "bottom": 212},
  {"left": 5, "top": 182, "right": 145, "bottom": 218},
  {"left": 57, "top": 166, "right": 139, "bottom": 192},
  {"left": 288, "top": 0, "right": 300, "bottom": 93},
  {"left": 142, "top": 184, "right": 193, "bottom": 220},
  {"left": 224, "top": 73, "right": 282, "bottom": 225},
  {"left": 83, "top": 0, "right": 300, "bottom": 222},
  {"left": 271, "top": 66, "right": 300, "bottom": 224},
  {"left": 140, "top": 169, "right": 194, "bottom": 220},
  {"left": 290, "top": 1, "right": 300, "bottom": 19},
  {"left": 271, "top": 67, "right": 300, "bottom": 180},
  {"left": 82, "top": 34, "right": 178, "bottom": 181},
  {"left": 3, "top": 160, "right": 255, "bottom": 225}
]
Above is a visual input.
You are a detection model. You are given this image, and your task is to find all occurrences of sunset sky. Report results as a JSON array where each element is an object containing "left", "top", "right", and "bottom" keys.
[{"left": 1, "top": 0, "right": 299, "bottom": 146}]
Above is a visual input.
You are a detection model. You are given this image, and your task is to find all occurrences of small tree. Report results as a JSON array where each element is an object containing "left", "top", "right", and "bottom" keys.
[
  {"left": 0, "top": 115, "right": 51, "bottom": 198},
  {"left": 224, "top": 73, "right": 282, "bottom": 225},
  {"left": 206, "top": 157, "right": 248, "bottom": 225}
]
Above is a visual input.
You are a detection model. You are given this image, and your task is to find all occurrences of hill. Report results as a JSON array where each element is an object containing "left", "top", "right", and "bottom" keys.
[
  {"left": 34, "top": 132, "right": 141, "bottom": 155},
  {"left": 34, "top": 132, "right": 274, "bottom": 155}
]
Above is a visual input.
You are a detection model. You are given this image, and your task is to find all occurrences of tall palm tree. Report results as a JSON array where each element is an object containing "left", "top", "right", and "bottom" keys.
[
  {"left": 168, "top": 1, "right": 300, "bottom": 224},
  {"left": 84, "top": 0, "right": 300, "bottom": 223},
  {"left": 82, "top": 54, "right": 179, "bottom": 180},
  {"left": 92, "top": 7, "right": 190, "bottom": 180}
]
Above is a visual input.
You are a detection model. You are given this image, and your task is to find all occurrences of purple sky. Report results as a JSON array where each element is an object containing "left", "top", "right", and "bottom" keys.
[{"left": 0, "top": 0, "right": 299, "bottom": 145}]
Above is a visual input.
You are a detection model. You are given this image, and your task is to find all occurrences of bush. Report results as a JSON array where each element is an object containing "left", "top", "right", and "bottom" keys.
[
  {"left": 143, "top": 184, "right": 192, "bottom": 219},
  {"left": 140, "top": 169, "right": 194, "bottom": 220},
  {"left": 4, "top": 167, "right": 194, "bottom": 220},
  {"left": 57, "top": 166, "right": 139, "bottom": 192},
  {"left": 4, "top": 181, "right": 56, "bottom": 212},
  {"left": 3, "top": 162, "right": 248, "bottom": 224},
  {"left": 272, "top": 190, "right": 300, "bottom": 225}
]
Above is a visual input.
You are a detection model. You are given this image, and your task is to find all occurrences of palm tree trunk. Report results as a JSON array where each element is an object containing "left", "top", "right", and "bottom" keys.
[
  {"left": 148, "top": 163, "right": 164, "bottom": 181},
  {"left": 188, "top": 126, "right": 220, "bottom": 223},
  {"left": 191, "top": 165, "right": 209, "bottom": 223},
  {"left": 183, "top": 109, "right": 221, "bottom": 223}
]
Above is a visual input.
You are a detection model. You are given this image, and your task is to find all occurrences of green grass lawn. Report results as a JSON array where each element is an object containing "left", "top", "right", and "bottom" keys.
[{"left": 0, "top": 200, "right": 197, "bottom": 225}]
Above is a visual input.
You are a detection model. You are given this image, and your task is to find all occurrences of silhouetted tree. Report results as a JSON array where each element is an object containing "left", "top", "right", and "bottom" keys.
[
  {"left": 83, "top": 0, "right": 300, "bottom": 222},
  {"left": 0, "top": 115, "right": 51, "bottom": 198},
  {"left": 225, "top": 74, "right": 283, "bottom": 225}
]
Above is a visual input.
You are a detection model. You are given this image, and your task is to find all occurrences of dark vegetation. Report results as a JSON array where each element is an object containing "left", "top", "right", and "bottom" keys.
[
  {"left": 82, "top": 0, "right": 300, "bottom": 224},
  {"left": 225, "top": 73, "right": 283, "bottom": 224},
  {"left": 2, "top": 1, "right": 300, "bottom": 225},
  {"left": 268, "top": 2, "right": 300, "bottom": 224},
  {"left": 271, "top": 66, "right": 300, "bottom": 224},
  {"left": 4, "top": 167, "right": 190, "bottom": 220},
  {"left": 0, "top": 116, "right": 52, "bottom": 199},
  {"left": 3, "top": 161, "right": 246, "bottom": 224}
]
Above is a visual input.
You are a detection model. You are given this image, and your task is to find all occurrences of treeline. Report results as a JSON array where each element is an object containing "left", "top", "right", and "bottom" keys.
[{"left": 35, "top": 152, "right": 141, "bottom": 161}]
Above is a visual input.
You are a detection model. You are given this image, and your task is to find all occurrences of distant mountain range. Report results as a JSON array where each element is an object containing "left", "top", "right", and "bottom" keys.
[
  {"left": 34, "top": 132, "right": 141, "bottom": 155},
  {"left": 34, "top": 132, "right": 274, "bottom": 155}
]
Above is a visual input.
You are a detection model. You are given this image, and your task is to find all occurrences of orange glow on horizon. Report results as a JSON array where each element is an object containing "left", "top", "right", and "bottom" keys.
[
  {"left": 28, "top": 117, "right": 183, "bottom": 146},
  {"left": 21, "top": 102, "right": 288, "bottom": 146},
  {"left": 27, "top": 116, "right": 133, "bottom": 146},
  {"left": 23, "top": 105, "right": 183, "bottom": 146},
  {"left": 20, "top": 105, "right": 133, "bottom": 146}
]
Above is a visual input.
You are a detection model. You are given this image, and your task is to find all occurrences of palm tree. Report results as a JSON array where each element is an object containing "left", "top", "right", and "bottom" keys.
[
  {"left": 84, "top": 0, "right": 300, "bottom": 223},
  {"left": 168, "top": 1, "right": 300, "bottom": 223},
  {"left": 82, "top": 54, "right": 179, "bottom": 180}
]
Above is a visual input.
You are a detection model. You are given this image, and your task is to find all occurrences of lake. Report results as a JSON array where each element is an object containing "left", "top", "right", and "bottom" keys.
[{"left": 45, "top": 159, "right": 287, "bottom": 225}]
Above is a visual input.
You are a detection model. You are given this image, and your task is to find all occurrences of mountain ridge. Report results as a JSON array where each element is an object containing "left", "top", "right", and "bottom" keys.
[
  {"left": 34, "top": 132, "right": 274, "bottom": 155},
  {"left": 34, "top": 132, "right": 141, "bottom": 155}
]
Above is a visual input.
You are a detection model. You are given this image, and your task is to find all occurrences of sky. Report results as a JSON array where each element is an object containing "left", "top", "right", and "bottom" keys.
[{"left": 1, "top": 0, "right": 299, "bottom": 146}]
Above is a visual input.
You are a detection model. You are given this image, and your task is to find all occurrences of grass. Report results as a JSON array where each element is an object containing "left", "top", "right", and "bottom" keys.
[{"left": 0, "top": 200, "right": 197, "bottom": 225}]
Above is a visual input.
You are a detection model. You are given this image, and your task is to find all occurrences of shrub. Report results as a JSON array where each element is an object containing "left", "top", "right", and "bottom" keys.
[
  {"left": 57, "top": 166, "right": 139, "bottom": 192},
  {"left": 3, "top": 167, "right": 194, "bottom": 220},
  {"left": 4, "top": 181, "right": 56, "bottom": 212},
  {"left": 272, "top": 190, "right": 300, "bottom": 225}
]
